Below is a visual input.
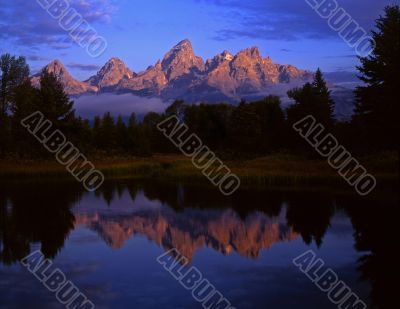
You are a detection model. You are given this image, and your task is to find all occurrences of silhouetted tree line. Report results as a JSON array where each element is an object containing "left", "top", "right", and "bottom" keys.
[{"left": 0, "top": 5, "right": 398, "bottom": 158}]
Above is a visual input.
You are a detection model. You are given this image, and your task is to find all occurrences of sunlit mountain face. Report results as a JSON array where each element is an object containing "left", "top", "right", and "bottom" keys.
[
  {"left": 29, "top": 40, "right": 360, "bottom": 120},
  {"left": 0, "top": 180, "right": 397, "bottom": 308},
  {"left": 30, "top": 40, "right": 313, "bottom": 102}
]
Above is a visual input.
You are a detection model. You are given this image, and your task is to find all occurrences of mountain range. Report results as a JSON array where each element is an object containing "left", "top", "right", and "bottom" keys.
[{"left": 31, "top": 39, "right": 314, "bottom": 102}]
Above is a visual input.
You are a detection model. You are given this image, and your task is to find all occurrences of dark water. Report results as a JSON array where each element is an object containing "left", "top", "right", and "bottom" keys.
[{"left": 0, "top": 180, "right": 397, "bottom": 309}]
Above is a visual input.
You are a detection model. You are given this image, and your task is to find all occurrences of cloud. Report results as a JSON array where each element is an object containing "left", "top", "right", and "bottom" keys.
[
  {"left": 73, "top": 94, "right": 169, "bottom": 119},
  {"left": 70, "top": 0, "right": 118, "bottom": 23},
  {"left": 323, "top": 54, "right": 358, "bottom": 59},
  {"left": 67, "top": 63, "right": 101, "bottom": 71},
  {"left": 203, "top": 0, "right": 394, "bottom": 41},
  {"left": 26, "top": 55, "right": 51, "bottom": 62},
  {"left": 0, "top": 0, "right": 117, "bottom": 50}
]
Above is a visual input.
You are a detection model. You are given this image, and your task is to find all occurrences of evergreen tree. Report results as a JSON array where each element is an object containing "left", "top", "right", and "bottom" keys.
[
  {"left": 126, "top": 112, "right": 138, "bottom": 154},
  {"left": 97, "top": 112, "right": 116, "bottom": 151},
  {"left": 10, "top": 79, "right": 39, "bottom": 155},
  {"left": 353, "top": 5, "right": 400, "bottom": 149},
  {"left": 36, "top": 69, "right": 74, "bottom": 124},
  {"left": 184, "top": 103, "right": 231, "bottom": 150},
  {"left": 287, "top": 68, "right": 334, "bottom": 128},
  {"left": 0, "top": 54, "right": 30, "bottom": 156},
  {"left": 63, "top": 114, "right": 92, "bottom": 153},
  {"left": 92, "top": 115, "right": 102, "bottom": 150},
  {"left": 228, "top": 101, "right": 261, "bottom": 153},
  {"left": 115, "top": 115, "right": 128, "bottom": 151},
  {"left": 253, "top": 96, "right": 285, "bottom": 151},
  {"left": 142, "top": 112, "right": 162, "bottom": 154},
  {"left": 0, "top": 54, "right": 29, "bottom": 116},
  {"left": 313, "top": 68, "right": 335, "bottom": 118}
]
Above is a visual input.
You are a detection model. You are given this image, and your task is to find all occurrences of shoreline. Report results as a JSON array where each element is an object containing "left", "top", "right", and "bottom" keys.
[{"left": 1, "top": 153, "right": 397, "bottom": 189}]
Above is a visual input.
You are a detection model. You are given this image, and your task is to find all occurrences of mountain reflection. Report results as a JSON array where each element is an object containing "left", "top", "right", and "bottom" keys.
[
  {"left": 0, "top": 180, "right": 397, "bottom": 307},
  {"left": 75, "top": 208, "right": 297, "bottom": 259}
]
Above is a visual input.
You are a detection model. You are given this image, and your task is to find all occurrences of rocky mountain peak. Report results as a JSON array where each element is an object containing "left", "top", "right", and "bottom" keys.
[
  {"left": 87, "top": 57, "right": 134, "bottom": 90},
  {"left": 222, "top": 50, "right": 234, "bottom": 61},
  {"left": 227, "top": 46, "right": 279, "bottom": 90},
  {"left": 174, "top": 39, "right": 193, "bottom": 49},
  {"left": 108, "top": 57, "right": 123, "bottom": 63},
  {"left": 205, "top": 50, "right": 234, "bottom": 72},
  {"left": 161, "top": 39, "right": 205, "bottom": 81},
  {"left": 44, "top": 59, "right": 70, "bottom": 78},
  {"left": 265, "top": 56, "right": 273, "bottom": 64},
  {"left": 101, "top": 57, "right": 130, "bottom": 73},
  {"left": 237, "top": 46, "right": 262, "bottom": 59},
  {"left": 31, "top": 59, "right": 97, "bottom": 95},
  {"left": 116, "top": 58, "right": 167, "bottom": 95},
  {"left": 277, "top": 64, "right": 312, "bottom": 83}
]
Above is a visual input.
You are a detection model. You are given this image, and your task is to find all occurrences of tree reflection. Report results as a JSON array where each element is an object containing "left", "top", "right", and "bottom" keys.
[
  {"left": 0, "top": 181, "right": 82, "bottom": 264},
  {"left": 342, "top": 195, "right": 398, "bottom": 308},
  {"left": 286, "top": 192, "right": 334, "bottom": 247}
]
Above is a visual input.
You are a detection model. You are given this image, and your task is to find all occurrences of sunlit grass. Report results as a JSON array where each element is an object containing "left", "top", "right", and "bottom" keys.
[{"left": 0, "top": 152, "right": 397, "bottom": 187}]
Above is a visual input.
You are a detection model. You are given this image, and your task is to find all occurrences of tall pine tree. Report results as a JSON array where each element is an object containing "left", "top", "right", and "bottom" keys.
[
  {"left": 0, "top": 54, "right": 30, "bottom": 155},
  {"left": 287, "top": 68, "right": 334, "bottom": 128},
  {"left": 353, "top": 5, "right": 400, "bottom": 149},
  {"left": 36, "top": 69, "right": 74, "bottom": 123}
]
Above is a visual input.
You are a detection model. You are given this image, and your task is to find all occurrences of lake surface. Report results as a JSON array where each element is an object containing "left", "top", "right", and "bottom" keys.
[{"left": 0, "top": 180, "right": 396, "bottom": 309}]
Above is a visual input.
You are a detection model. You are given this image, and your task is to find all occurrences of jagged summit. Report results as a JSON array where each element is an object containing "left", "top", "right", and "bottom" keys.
[
  {"left": 43, "top": 59, "right": 68, "bottom": 76},
  {"left": 31, "top": 59, "right": 97, "bottom": 95},
  {"left": 206, "top": 50, "right": 234, "bottom": 71},
  {"left": 31, "top": 39, "right": 312, "bottom": 100},
  {"left": 221, "top": 50, "right": 234, "bottom": 61},
  {"left": 87, "top": 57, "right": 134, "bottom": 90},
  {"left": 174, "top": 39, "right": 193, "bottom": 48},
  {"left": 238, "top": 46, "right": 262, "bottom": 58},
  {"left": 108, "top": 57, "right": 124, "bottom": 62},
  {"left": 161, "top": 39, "right": 205, "bottom": 81}
]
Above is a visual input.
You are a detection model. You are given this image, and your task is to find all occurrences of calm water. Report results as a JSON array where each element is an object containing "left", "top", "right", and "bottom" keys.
[{"left": 0, "top": 180, "right": 397, "bottom": 309}]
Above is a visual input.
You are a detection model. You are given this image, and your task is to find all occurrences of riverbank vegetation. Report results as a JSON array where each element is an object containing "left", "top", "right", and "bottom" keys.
[{"left": 1, "top": 152, "right": 397, "bottom": 191}]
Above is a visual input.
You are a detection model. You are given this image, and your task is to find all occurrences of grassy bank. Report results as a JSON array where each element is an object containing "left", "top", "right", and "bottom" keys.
[{"left": 0, "top": 152, "right": 397, "bottom": 189}]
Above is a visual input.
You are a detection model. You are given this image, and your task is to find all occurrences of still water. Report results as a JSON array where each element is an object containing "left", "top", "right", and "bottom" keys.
[{"left": 0, "top": 180, "right": 396, "bottom": 309}]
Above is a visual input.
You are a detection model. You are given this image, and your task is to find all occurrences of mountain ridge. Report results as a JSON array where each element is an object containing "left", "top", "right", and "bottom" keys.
[{"left": 31, "top": 39, "right": 314, "bottom": 102}]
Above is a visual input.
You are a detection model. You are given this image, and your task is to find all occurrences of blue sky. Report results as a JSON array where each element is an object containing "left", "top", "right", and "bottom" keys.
[{"left": 0, "top": 0, "right": 397, "bottom": 80}]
